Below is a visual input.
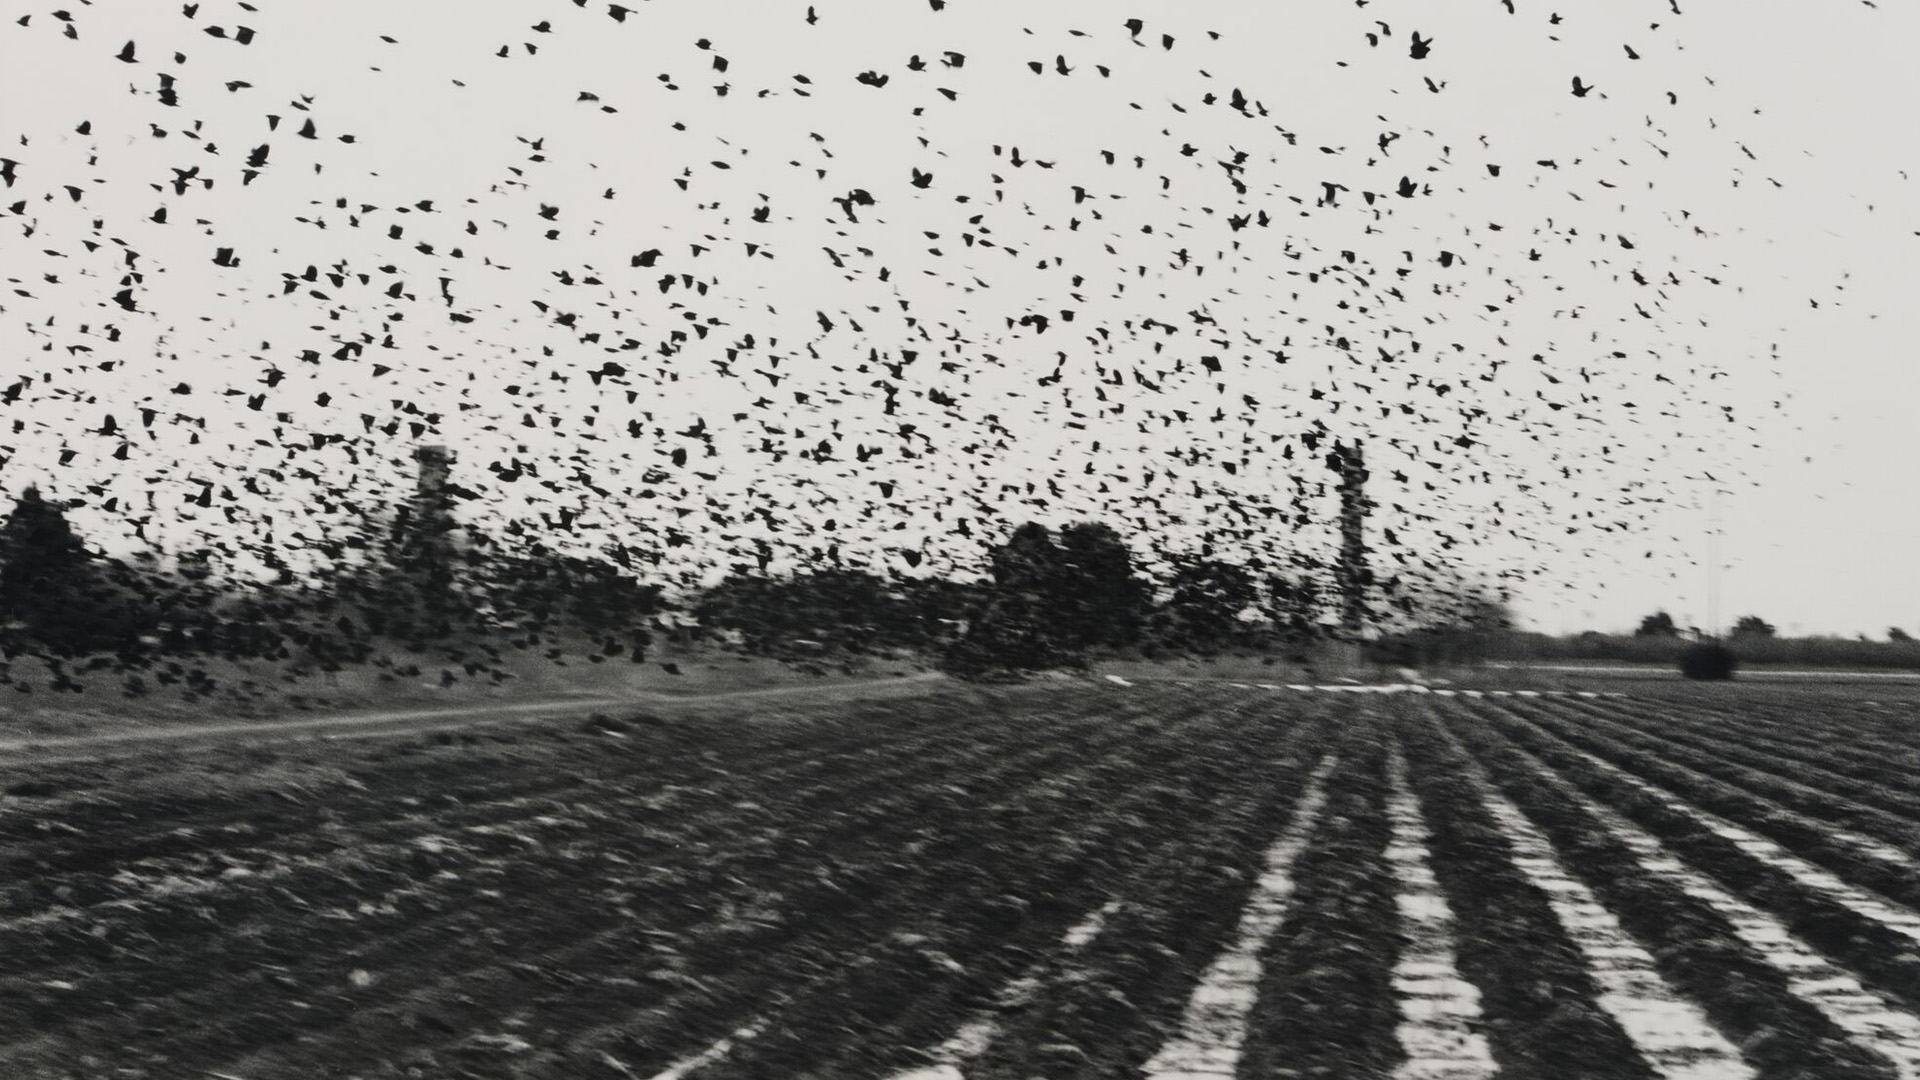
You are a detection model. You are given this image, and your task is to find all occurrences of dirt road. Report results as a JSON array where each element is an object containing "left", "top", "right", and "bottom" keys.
[
  {"left": 1487, "top": 662, "right": 1920, "bottom": 680},
  {"left": 0, "top": 671, "right": 949, "bottom": 762}
]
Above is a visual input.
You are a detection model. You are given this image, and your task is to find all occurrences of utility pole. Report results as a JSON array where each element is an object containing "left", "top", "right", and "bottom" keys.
[
  {"left": 1706, "top": 486, "right": 1721, "bottom": 641},
  {"left": 1331, "top": 439, "right": 1371, "bottom": 640},
  {"left": 401, "top": 444, "right": 460, "bottom": 624},
  {"left": 414, "top": 445, "right": 454, "bottom": 517}
]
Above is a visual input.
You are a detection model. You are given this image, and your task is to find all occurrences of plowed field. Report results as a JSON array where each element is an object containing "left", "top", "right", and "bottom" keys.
[{"left": 5, "top": 679, "right": 1920, "bottom": 1079}]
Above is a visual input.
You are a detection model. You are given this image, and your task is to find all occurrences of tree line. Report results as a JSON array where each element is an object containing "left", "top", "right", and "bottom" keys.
[
  {"left": 1633, "top": 609, "right": 1912, "bottom": 644},
  {"left": 11, "top": 483, "right": 1913, "bottom": 695},
  {"left": 694, "top": 521, "right": 1344, "bottom": 676},
  {"left": 0, "top": 484, "right": 664, "bottom": 683},
  {"left": 0, "top": 485, "right": 1431, "bottom": 683}
]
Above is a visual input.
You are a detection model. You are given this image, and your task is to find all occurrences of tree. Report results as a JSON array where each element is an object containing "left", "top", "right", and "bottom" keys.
[
  {"left": 944, "top": 523, "right": 1082, "bottom": 675},
  {"left": 1056, "top": 522, "right": 1149, "bottom": 650},
  {"left": 694, "top": 568, "right": 902, "bottom": 655},
  {"left": 0, "top": 486, "right": 89, "bottom": 595},
  {"left": 1262, "top": 573, "right": 1324, "bottom": 645},
  {"left": 988, "top": 522, "right": 1063, "bottom": 593},
  {"left": 1730, "top": 615, "right": 1776, "bottom": 640},
  {"left": 1153, "top": 558, "right": 1259, "bottom": 654},
  {"left": 526, "top": 549, "right": 664, "bottom": 637},
  {"left": 1448, "top": 585, "right": 1513, "bottom": 633},
  {"left": 1365, "top": 575, "right": 1512, "bottom": 668},
  {"left": 1890, "top": 627, "right": 1914, "bottom": 643},
  {"left": 0, "top": 487, "right": 131, "bottom": 655},
  {"left": 1634, "top": 611, "right": 1681, "bottom": 638},
  {"left": 895, "top": 576, "right": 984, "bottom": 647}
]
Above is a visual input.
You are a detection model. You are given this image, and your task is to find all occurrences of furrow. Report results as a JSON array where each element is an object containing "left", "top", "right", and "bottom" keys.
[
  {"left": 1136, "top": 754, "right": 1337, "bottom": 1079},
  {"left": 1468, "top": 778, "right": 1755, "bottom": 1079},
  {"left": 1382, "top": 746, "right": 1499, "bottom": 1080},
  {"left": 1488, "top": 732, "right": 1920, "bottom": 1078},
  {"left": 1551, "top": 701, "right": 1920, "bottom": 851},
  {"left": 880, "top": 900, "right": 1122, "bottom": 1080},
  {"left": 543, "top": 694, "right": 1314, "bottom": 1080},
  {"left": 1514, "top": 711, "right": 1920, "bottom": 947},
  {"left": 1482, "top": 702, "right": 1920, "bottom": 1012},
  {"left": 1397, "top": 710, "right": 1657, "bottom": 1078},
  {"left": 1592, "top": 697, "right": 1920, "bottom": 797}
]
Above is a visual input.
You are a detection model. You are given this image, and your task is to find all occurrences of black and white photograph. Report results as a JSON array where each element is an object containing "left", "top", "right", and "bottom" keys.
[{"left": 2, "top": 0, "right": 1919, "bottom": 1076}]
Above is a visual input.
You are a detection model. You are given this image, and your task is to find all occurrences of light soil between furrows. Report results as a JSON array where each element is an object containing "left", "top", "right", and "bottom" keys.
[{"left": 5, "top": 680, "right": 1919, "bottom": 1079}]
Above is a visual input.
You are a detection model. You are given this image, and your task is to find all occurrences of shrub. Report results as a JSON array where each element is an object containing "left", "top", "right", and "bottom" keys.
[{"left": 1679, "top": 642, "right": 1737, "bottom": 681}]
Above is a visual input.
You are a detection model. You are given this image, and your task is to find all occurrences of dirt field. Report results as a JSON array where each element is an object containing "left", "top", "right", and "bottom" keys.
[{"left": 4, "top": 678, "right": 1920, "bottom": 1078}]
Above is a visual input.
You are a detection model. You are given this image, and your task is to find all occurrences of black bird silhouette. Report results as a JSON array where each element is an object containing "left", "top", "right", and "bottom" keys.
[{"left": 0, "top": 0, "right": 1803, "bottom": 694}]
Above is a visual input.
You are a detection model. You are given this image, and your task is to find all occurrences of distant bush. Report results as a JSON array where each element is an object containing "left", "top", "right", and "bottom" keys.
[
  {"left": 1679, "top": 642, "right": 1737, "bottom": 681},
  {"left": 1635, "top": 611, "right": 1682, "bottom": 638}
]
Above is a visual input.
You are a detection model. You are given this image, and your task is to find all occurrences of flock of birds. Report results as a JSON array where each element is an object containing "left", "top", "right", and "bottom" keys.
[{"left": 0, "top": 0, "right": 1852, "bottom": 673}]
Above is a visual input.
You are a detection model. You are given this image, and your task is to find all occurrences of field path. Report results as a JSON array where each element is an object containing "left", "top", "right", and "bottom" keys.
[
  {"left": 1486, "top": 664, "right": 1920, "bottom": 681},
  {"left": 0, "top": 671, "right": 949, "bottom": 760}
]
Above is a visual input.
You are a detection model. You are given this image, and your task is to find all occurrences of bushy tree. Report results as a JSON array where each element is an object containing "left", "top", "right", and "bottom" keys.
[
  {"left": 0, "top": 487, "right": 144, "bottom": 655},
  {"left": 0, "top": 488, "right": 91, "bottom": 606},
  {"left": 1635, "top": 611, "right": 1681, "bottom": 638},
  {"left": 1365, "top": 575, "right": 1512, "bottom": 667},
  {"left": 499, "top": 546, "right": 664, "bottom": 639},
  {"left": 695, "top": 568, "right": 909, "bottom": 656},
  {"left": 895, "top": 576, "right": 984, "bottom": 644},
  {"left": 1731, "top": 615, "right": 1776, "bottom": 639},
  {"left": 1056, "top": 522, "right": 1150, "bottom": 649},
  {"left": 987, "top": 522, "right": 1061, "bottom": 590},
  {"left": 943, "top": 523, "right": 1083, "bottom": 675},
  {"left": 1152, "top": 558, "right": 1259, "bottom": 654},
  {"left": 327, "top": 475, "right": 497, "bottom": 643},
  {"left": 1892, "top": 627, "right": 1915, "bottom": 643},
  {"left": 1263, "top": 573, "right": 1325, "bottom": 645},
  {"left": 1449, "top": 586, "right": 1514, "bottom": 633}
]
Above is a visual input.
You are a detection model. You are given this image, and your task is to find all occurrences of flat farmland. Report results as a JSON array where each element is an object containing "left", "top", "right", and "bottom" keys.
[{"left": 5, "top": 680, "right": 1920, "bottom": 1079}]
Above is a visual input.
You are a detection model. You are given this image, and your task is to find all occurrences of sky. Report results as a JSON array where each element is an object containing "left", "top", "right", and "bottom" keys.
[{"left": 1, "top": 0, "right": 1915, "bottom": 637}]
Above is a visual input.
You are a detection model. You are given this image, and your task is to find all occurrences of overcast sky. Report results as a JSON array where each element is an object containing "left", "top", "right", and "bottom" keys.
[{"left": 2, "top": 0, "right": 1914, "bottom": 636}]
